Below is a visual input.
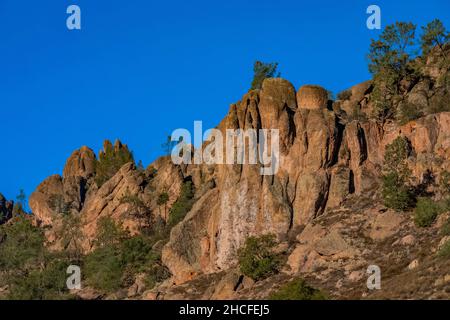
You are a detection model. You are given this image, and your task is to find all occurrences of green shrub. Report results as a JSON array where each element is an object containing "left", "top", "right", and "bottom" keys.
[
  {"left": 58, "top": 214, "right": 84, "bottom": 262},
  {"left": 382, "top": 137, "right": 415, "bottom": 211},
  {"left": 438, "top": 240, "right": 450, "bottom": 258},
  {"left": 269, "top": 278, "right": 327, "bottom": 300},
  {"left": 0, "top": 216, "right": 45, "bottom": 270},
  {"left": 168, "top": 181, "right": 195, "bottom": 227},
  {"left": 7, "top": 258, "right": 72, "bottom": 300},
  {"left": 414, "top": 197, "right": 442, "bottom": 227},
  {"left": 382, "top": 172, "right": 415, "bottom": 211},
  {"left": 397, "top": 102, "right": 423, "bottom": 125},
  {"left": 94, "top": 216, "right": 128, "bottom": 248},
  {"left": 85, "top": 216, "right": 170, "bottom": 293},
  {"left": 238, "top": 234, "right": 281, "bottom": 281},
  {"left": 84, "top": 245, "right": 123, "bottom": 293},
  {"left": 120, "top": 235, "right": 153, "bottom": 272},
  {"left": 440, "top": 217, "right": 450, "bottom": 236},
  {"left": 0, "top": 217, "right": 74, "bottom": 300}
]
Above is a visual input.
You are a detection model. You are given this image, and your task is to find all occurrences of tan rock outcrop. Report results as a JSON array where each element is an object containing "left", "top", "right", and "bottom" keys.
[
  {"left": 63, "top": 146, "right": 96, "bottom": 179},
  {"left": 297, "top": 85, "right": 328, "bottom": 110},
  {"left": 26, "top": 71, "right": 450, "bottom": 296}
]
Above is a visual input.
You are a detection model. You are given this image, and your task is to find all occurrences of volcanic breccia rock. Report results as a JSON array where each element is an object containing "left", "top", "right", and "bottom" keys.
[
  {"left": 162, "top": 79, "right": 450, "bottom": 284},
  {"left": 29, "top": 141, "right": 184, "bottom": 250},
  {"left": 0, "top": 193, "right": 14, "bottom": 225},
  {"left": 29, "top": 76, "right": 450, "bottom": 284}
]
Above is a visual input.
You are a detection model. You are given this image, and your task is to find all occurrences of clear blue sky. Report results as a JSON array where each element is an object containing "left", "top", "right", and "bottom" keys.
[{"left": 1, "top": 0, "right": 449, "bottom": 201}]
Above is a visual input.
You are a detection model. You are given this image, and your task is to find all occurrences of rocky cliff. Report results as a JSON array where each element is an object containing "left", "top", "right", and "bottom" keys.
[
  {"left": 0, "top": 194, "right": 13, "bottom": 225},
  {"left": 27, "top": 48, "right": 450, "bottom": 299}
]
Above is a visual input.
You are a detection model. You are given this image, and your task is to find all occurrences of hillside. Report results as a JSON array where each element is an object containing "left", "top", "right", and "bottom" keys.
[{"left": 1, "top": 38, "right": 450, "bottom": 301}]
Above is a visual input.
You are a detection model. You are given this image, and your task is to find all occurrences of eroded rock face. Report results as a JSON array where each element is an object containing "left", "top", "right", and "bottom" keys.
[
  {"left": 161, "top": 74, "right": 450, "bottom": 284},
  {"left": 27, "top": 73, "right": 450, "bottom": 292},
  {"left": 0, "top": 193, "right": 13, "bottom": 224},
  {"left": 30, "top": 146, "right": 97, "bottom": 228},
  {"left": 163, "top": 81, "right": 344, "bottom": 282},
  {"left": 29, "top": 142, "right": 185, "bottom": 251},
  {"left": 63, "top": 146, "right": 96, "bottom": 179}
]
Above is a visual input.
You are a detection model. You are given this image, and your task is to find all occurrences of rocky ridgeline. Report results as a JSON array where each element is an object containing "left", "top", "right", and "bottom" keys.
[
  {"left": 29, "top": 141, "right": 185, "bottom": 251},
  {"left": 28, "top": 56, "right": 450, "bottom": 298}
]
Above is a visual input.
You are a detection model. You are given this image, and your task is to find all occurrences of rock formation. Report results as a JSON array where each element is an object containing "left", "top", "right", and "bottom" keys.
[
  {"left": 161, "top": 75, "right": 450, "bottom": 285},
  {"left": 0, "top": 193, "right": 13, "bottom": 225},
  {"left": 26, "top": 46, "right": 450, "bottom": 299}
]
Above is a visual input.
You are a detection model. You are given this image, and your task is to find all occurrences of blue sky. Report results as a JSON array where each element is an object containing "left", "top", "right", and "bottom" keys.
[{"left": 1, "top": 0, "right": 449, "bottom": 201}]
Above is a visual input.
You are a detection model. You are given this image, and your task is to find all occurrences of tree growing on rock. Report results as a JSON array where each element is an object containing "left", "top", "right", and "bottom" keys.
[
  {"left": 381, "top": 136, "right": 415, "bottom": 211},
  {"left": 368, "top": 22, "right": 417, "bottom": 122},
  {"left": 157, "top": 191, "right": 169, "bottom": 222},
  {"left": 94, "top": 140, "right": 134, "bottom": 187},
  {"left": 250, "top": 61, "right": 280, "bottom": 90},
  {"left": 420, "top": 19, "right": 449, "bottom": 59},
  {"left": 238, "top": 234, "right": 281, "bottom": 281}
]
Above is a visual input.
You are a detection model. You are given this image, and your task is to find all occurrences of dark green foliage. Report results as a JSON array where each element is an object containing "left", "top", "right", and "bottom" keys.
[
  {"left": 120, "top": 191, "right": 149, "bottom": 219},
  {"left": 0, "top": 216, "right": 73, "bottom": 299},
  {"left": 58, "top": 214, "right": 84, "bottom": 262},
  {"left": 368, "top": 22, "right": 417, "bottom": 76},
  {"left": 396, "top": 102, "right": 423, "bottom": 125},
  {"left": 250, "top": 61, "right": 279, "bottom": 90},
  {"left": 84, "top": 217, "right": 170, "bottom": 293},
  {"left": 382, "top": 172, "right": 414, "bottom": 211},
  {"left": 84, "top": 245, "right": 123, "bottom": 293},
  {"left": 382, "top": 137, "right": 415, "bottom": 211},
  {"left": 367, "top": 20, "right": 450, "bottom": 123},
  {"left": 428, "top": 91, "right": 450, "bottom": 114},
  {"left": 157, "top": 192, "right": 169, "bottom": 206},
  {"left": 420, "top": 19, "right": 449, "bottom": 58},
  {"left": 94, "top": 140, "right": 134, "bottom": 187},
  {"left": 440, "top": 217, "right": 450, "bottom": 236},
  {"left": 120, "top": 235, "right": 154, "bottom": 271},
  {"left": 94, "top": 216, "right": 129, "bottom": 248},
  {"left": 0, "top": 216, "right": 45, "bottom": 270},
  {"left": 7, "top": 258, "right": 72, "bottom": 300},
  {"left": 269, "top": 278, "right": 327, "bottom": 300},
  {"left": 168, "top": 181, "right": 195, "bottom": 227},
  {"left": 384, "top": 136, "right": 411, "bottom": 172},
  {"left": 368, "top": 22, "right": 416, "bottom": 122},
  {"left": 238, "top": 234, "right": 281, "bottom": 281},
  {"left": 438, "top": 240, "right": 450, "bottom": 258},
  {"left": 414, "top": 197, "right": 443, "bottom": 227},
  {"left": 157, "top": 191, "right": 170, "bottom": 221}
]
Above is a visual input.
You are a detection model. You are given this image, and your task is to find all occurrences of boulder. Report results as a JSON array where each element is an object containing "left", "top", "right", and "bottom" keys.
[{"left": 297, "top": 85, "right": 328, "bottom": 110}]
